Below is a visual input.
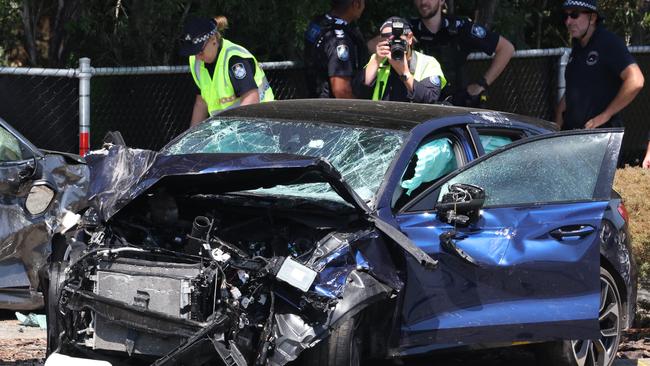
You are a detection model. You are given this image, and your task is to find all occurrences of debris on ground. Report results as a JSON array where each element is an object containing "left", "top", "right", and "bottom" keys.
[
  {"left": 618, "top": 329, "right": 650, "bottom": 359},
  {"left": 0, "top": 338, "right": 45, "bottom": 363},
  {"left": 15, "top": 313, "right": 46, "bottom": 329}
]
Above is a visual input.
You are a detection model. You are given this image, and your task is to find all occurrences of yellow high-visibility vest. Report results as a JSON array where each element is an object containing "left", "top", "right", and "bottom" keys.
[
  {"left": 189, "top": 39, "right": 274, "bottom": 114},
  {"left": 371, "top": 51, "right": 446, "bottom": 101}
]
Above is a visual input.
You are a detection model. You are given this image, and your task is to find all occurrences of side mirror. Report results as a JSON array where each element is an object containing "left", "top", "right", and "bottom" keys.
[
  {"left": 25, "top": 182, "right": 55, "bottom": 215},
  {"left": 435, "top": 183, "right": 485, "bottom": 226}
]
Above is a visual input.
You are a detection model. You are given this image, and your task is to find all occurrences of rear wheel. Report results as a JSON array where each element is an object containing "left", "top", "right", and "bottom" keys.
[{"left": 536, "top": 267, "right": 622, "bottom": 366}]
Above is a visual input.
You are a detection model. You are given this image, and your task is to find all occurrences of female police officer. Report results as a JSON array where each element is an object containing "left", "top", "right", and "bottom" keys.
[
  {"left": 179, "top": 16, "right": 274, "bottom": 127},
  {"left": 353, "top": 17, "right": 445, "bottom": 104}
]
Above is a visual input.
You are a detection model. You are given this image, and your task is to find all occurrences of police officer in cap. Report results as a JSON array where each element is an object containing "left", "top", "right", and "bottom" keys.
[
  {"left": 354, "top": 17, "right": 446, "bottom": 104},
  {"left": 179, "top": 16, "right": 274, "bottom": 127},
  {"left": 304, "top": 0, "right": 367, "bottom": 98},
  {"left": 556, "top": 0, "right": 644, "bottom": 133},
  {"left": 411, "top": 0, "right": 514, "bottom": 107}
]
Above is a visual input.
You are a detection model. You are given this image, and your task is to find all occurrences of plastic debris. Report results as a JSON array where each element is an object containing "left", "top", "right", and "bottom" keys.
[{"left": 15, "top": 312, "right": 47, "bottom": 329}]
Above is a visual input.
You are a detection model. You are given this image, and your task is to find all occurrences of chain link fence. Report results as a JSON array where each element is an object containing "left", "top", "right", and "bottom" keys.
[{"left": 0, "top": 50, "right": 648, "bottom": 164}]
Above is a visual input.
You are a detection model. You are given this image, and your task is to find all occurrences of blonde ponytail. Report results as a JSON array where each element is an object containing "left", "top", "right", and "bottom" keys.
[{"left": 214, "top": 16, "right": 229, "bottom": 33}]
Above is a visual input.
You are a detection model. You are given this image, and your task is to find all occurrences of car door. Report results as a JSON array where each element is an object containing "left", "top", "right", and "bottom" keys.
[{"left": 394, "top": 129, "right": 623, "bottom": 349}]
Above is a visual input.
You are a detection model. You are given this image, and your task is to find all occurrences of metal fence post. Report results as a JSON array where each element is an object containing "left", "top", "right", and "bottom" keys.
[
  {"left": 78, "top": 57, "right": 92, "bottom": 156},
  {"left": 557, "top": 48, "right": 571, "bottom": 103}
]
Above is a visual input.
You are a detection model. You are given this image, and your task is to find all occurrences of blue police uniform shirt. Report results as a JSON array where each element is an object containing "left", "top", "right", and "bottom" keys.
[
  {"left": 304, "top": 14, "right": 366, "bottom": 98},
  {"left": 411, "top": 16, "right": 499, "bottom": 95},
  {"left": 564, "top": 25, "right": 636, "bottom": 130}
]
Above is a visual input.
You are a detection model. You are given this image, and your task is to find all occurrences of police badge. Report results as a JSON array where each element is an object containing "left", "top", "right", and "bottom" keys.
[
  {"left": 231, "top": 63, "right": 247, "bottom": 80},
  {"left": 470, "top": 24, "right": 487, "bottom": 39},
  {"left": 336, "top": 45, "right": 350, "bottom": 61}
]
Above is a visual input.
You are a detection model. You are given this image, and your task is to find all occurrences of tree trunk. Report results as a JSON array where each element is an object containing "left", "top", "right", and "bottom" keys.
[
  {"left": 48, "top": 0, "right": 80, "bottom": 67},
  {"left": 631, "top": 0, "right": 650, "bottom": 44},
  {"left": 536, "top": 0, "right": 548, "bottom": 48},
  {"left": 21, "top": 0, "right": 38, "bottom": 66},
  {"left": 475, "top": 0, "right": 499, "bottom": 29}
]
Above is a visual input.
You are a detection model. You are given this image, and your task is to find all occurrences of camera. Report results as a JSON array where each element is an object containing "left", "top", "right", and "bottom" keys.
[{"left": 389, "top": 21, "right": 407, "bottom": 61}]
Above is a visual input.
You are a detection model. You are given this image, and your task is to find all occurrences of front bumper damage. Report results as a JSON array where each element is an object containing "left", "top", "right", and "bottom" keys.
[{"left": 47, "top": 145, "right": 434, "bottom": 365}]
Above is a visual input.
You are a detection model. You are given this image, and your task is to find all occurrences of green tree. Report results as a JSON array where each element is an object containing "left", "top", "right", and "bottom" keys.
[{"left": 2, "top": 0, "right": 649, "bottom": 67}]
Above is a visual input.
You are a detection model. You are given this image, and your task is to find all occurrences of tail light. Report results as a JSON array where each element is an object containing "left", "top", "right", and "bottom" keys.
[{"left": 617, "top": 202, "right": 629, "bottom": 224}]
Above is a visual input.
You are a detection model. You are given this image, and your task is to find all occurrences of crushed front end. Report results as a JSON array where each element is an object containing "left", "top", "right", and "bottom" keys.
[{"left": 48, "top": 146, "right": 407, "bottom": 366}]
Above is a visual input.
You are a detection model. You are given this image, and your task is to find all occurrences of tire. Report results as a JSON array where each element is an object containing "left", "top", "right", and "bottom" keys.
[
  {"left": 536, "top": 267, "right": 622, "bottom": 366},
  {"left": 45, "top": 261, "right": 65, "bottom": 355},
  {"left": 295, "top": 316, "right": 362, "bottom": 366}
]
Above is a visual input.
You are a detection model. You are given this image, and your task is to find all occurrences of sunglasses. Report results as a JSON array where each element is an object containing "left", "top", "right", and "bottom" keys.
[
  {"left": 562, "top": 11, "right": 587, "bottom": 21},
  {"left": 380, "top": 31, "right": 392, "bottom": 39}
]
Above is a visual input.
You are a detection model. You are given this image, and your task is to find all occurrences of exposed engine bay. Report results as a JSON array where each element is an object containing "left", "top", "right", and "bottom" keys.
[{"left": 51, "top": 185, "right": 401, "bottom": 366}]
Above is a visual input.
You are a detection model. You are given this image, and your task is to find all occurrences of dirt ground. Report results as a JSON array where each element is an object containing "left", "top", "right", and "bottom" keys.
[{"left": 0, "top": 310, "right": 649, "bottom": 366}]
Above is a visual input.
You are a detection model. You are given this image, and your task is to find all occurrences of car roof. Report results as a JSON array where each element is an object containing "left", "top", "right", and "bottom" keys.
[{"left": 216, "top": 99, "right": 556, "bottom": 132}]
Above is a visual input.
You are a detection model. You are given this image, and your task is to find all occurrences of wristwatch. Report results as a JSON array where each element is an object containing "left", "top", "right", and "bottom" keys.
[{"left": 399, "top": 73, "right": 411, "bottom": 82}]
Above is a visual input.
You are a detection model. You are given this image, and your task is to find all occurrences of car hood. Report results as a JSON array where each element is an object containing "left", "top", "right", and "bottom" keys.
[{"left": 86, "top": 145, "right": 370, "bottom": 221}]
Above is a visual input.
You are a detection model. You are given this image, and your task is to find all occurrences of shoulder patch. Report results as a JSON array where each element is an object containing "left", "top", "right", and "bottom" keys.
[
  {"left": 336, "top": 44, "right": 350, "bottom": 61},
  {"left": 586, "top": 51, "right": 599, "bottom": 66},
  {"left": 470, "top": 24, "right": 487, "bottom": 39},
  {"left": 231, "top": 63, "right": 247, "bottom": 80},
  {"left": 430, "top": 75, "right": 441, "bottom": 87}
]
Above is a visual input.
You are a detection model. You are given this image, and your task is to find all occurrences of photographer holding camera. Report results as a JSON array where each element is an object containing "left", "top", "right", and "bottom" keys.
[{"left": 353, "top": 17, "right": 446, "bottom": 103}]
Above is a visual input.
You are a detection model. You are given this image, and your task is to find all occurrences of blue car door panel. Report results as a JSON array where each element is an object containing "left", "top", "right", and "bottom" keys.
[{"left": 394, "top": 130, "right": 623, "bottom": 349}]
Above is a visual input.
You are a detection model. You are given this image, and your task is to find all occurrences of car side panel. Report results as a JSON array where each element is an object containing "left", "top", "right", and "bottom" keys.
[{"left": 396, "top": 201, "right": 607, "bottom": 348}]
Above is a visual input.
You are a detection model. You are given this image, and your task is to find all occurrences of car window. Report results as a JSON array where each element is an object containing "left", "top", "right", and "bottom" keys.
[
  {"left": 410, "top": 133, "right": 612, "bottom": 210},
  {"left": 0, "top": 126, "right": 23, "bottom": 162},
  {"left": 393, "top": 134, "right": 463, "bottom": 210},
  {"left": 478, "top": 135, "right": 513, "bottom": 154},
  {"left": 400, "top": 137, "right": 457, "bottom": 196}
]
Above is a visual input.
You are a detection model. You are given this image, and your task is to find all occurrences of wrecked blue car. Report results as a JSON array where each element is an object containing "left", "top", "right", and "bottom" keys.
[{"left": 45, "top": 100, "right": 636, "bottom": 366}]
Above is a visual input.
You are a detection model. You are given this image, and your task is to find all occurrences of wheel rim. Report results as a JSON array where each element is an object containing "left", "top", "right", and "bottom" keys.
[{"left": 571, "top": 274, "right": 621, "bottom": 366}]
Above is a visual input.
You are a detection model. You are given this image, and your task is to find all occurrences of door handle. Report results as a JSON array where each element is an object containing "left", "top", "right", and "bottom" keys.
[{"left": 550, "top": 225, "right": 595, "bottom": 240}]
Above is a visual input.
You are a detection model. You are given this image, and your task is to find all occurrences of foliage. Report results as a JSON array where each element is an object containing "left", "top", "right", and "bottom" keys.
[
  {"left": 614, "top": 167, "right": 650, "bottom": 282},
  {"left": 614, "top": 167, "right": 650, "bottom": 283},
  {"left": 0, "top": 1, "right": 23, "bottom": 65},
  {"left": 1, "top": 0, "right": 650, "bottom": 67}
]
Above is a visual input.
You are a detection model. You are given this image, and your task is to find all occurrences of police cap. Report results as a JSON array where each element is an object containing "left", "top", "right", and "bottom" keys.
[
  {"left": 179, "top": 17, "right": 218, "bottom": 57},
  {"left": 562, "top": 0, "right": 600, "bottom": 16}
]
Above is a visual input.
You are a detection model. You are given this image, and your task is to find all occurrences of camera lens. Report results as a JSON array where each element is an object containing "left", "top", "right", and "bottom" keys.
[{"left": 390, "top": 40, "right": 406, "bottom": 61}]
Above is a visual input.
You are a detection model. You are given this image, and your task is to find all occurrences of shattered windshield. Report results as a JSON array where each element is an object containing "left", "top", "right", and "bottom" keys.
[{"left": 162, "top": 118, "right": 407, "bottom": 203}]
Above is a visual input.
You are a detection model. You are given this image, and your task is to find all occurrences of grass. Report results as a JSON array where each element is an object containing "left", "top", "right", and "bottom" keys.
[{"left": 614, "top": 167, "right": 650, "bottom": 283}]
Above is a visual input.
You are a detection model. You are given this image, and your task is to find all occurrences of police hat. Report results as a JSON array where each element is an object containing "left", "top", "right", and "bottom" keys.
[
  {"left": 562, "top": 0, "right": 600, "bottom": 16},
  {"left": 179, "top": 17, "right": 218, "bottom": 57}
]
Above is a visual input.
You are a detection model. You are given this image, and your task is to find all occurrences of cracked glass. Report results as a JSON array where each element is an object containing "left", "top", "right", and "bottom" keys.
[
  {"left": 439, "top": 133, "right": 611, "bottom": 206},
  {"left": 162, "top": 118, "right": 407, "bottom": 202}
]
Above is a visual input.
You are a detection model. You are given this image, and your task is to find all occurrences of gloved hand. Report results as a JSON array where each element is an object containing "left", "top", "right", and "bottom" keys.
[{"left": 452, "top": 89, "right": 488, "bottom": 108}]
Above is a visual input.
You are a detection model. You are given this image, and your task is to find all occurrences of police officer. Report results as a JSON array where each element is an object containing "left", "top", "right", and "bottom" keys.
[
  {"left": 556, "top": 0, "right": 644, "bottom": 132},
  {"left": 179, "top": 16, "right": 274, "bottom": 127},
  {"left": 354, "top": 17, "right": 445, "bottom": 104},
  {"left": 304, "top": 0, "right": 367, "bottom": 98},
  {"left": 411, "top": 0, "right": 514, "bottom": 107}
]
